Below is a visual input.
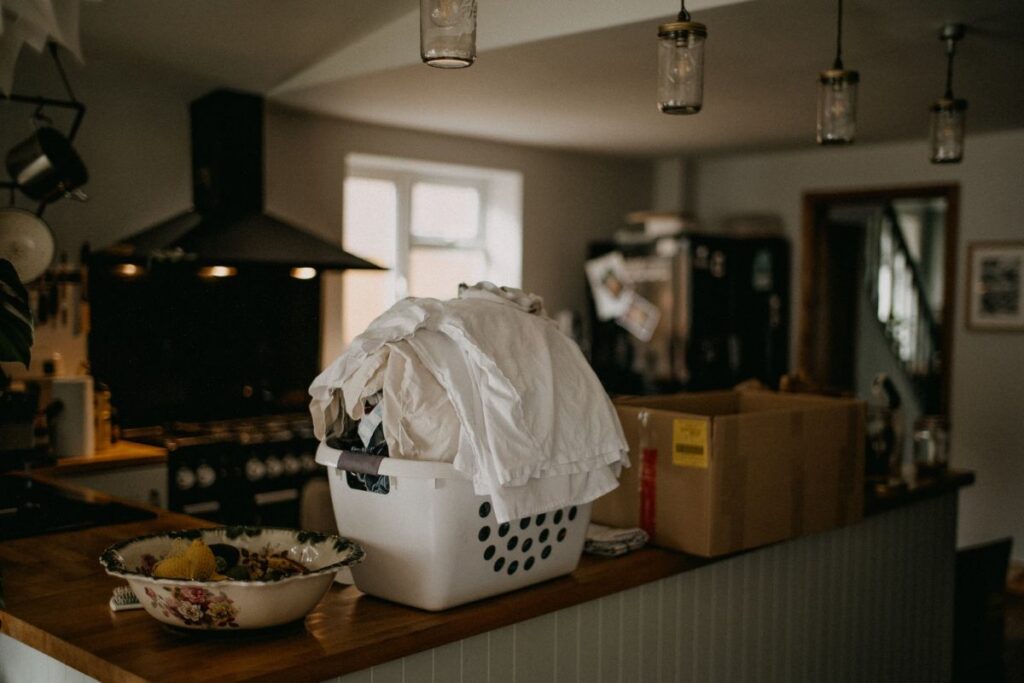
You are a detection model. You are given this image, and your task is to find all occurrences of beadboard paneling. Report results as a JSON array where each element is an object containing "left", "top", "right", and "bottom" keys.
[{"left": 331, "top": 493, "right": 957, "bottom": 683}]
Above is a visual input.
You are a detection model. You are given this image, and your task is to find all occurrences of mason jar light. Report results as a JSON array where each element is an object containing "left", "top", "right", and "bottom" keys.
[
  {"left": 420, "top": 0, "right": 477, "bottom": 69},
  {"left": 930, "top": 25, "right": 967, "bottom": 164},
  {"left": 816, "top": 0, "right": 859, "bottom": 145},
  {"left": 657, "top": 2, "right": 707, "bottom": 115}
]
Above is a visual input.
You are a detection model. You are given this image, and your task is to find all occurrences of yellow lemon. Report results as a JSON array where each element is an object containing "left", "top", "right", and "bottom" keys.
[
  {"left": 152, "top": 554, "right": 191, "bottom": 579},
  {"left": 184, "top": 538, "right": 218, "bottom": 580}
]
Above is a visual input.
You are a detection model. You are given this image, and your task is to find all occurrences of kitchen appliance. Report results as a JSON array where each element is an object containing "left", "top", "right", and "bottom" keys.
[
  {"left": 151, "top": 415, "right": 325, "bottom": 527},
  {"left": 49, "top": 375, "right": 95, "bottom": 457},
  {"left": 588, "top": 233, "right": 790, "bottom": 395},
  {"left": 97, "top": 89, "right": 380, "bottom": 270},
  {"left": 86, "top": 89, "right": 383, "bottom": 429},
  {"left": 0, "top": 475, "right": 156, "bottom": 541}
]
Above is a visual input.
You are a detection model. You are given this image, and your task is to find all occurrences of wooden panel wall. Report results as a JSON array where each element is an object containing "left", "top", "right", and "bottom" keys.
[{"left": 331, "top": 494, "right": 956, "bottom": 683}]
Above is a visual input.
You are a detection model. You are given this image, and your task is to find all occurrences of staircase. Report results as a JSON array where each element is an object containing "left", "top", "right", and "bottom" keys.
[{"left": 863, "top": 203, "right": 943, "bottom": 412}]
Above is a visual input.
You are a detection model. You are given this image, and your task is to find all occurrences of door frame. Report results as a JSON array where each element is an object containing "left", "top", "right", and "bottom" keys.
[{"left": 798, "top": 183, "right": 960, "bottom": 414}]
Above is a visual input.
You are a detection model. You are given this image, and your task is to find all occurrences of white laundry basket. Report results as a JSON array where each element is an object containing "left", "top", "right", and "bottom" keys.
[{"left": 316, "top": 442, "right": 591, "bottom": 611}]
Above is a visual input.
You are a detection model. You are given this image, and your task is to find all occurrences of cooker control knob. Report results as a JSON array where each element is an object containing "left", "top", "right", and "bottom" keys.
[
  {"left": 265, "top": 456, "right": 284, "bottom": 479},
  {"left": 300, "top": 453, "right": 317, "bottom": 472},
  {"left": 245, "top": 458, "right": 266, "bottom": 482},
  {"left": 283, "top": 454, "right": 301, "bottom": 476},
  {"left": 175, "top": 466, "right": 196, "bottom": 491},
  {"left": 196, "top": 463, "right": 216, "bottom": 488}
]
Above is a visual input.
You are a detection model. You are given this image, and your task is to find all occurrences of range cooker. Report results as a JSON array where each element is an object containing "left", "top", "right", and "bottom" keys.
[{"left": 130, "top": 416, "right": 323, "bottom": 527}]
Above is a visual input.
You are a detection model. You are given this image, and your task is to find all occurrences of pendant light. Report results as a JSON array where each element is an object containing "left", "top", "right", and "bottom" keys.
[
  {"left": 930, "top": 24, "right": 967, "bottom": 164},
  {"left": 420, "top": 0, "right": 477, "bottom": 68},
  {"left": 657, "top": 0, "right": 707, "bottom": 115},
  {"left": 816, "top": 0, "right": 859, "bottom": 144}
]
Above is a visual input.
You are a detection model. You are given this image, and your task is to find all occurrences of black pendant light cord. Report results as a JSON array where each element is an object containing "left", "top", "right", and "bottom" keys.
[
  {"left": 944, "top": 38, "right": 956, "bottom": 99},
  {"left": 833, "top": 0, "right": 845, "bottom": 70},
  {"left": 677, "top": 0, "right": 691, "bottom": 22}
]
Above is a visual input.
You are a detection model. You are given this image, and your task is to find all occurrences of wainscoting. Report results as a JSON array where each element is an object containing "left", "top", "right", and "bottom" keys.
[{"left": 333, "top": 493, "right": 956, "bottom": 683}]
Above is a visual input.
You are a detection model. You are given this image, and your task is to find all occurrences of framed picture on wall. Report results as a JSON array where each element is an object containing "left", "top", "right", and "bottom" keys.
[{"left": 967, "top": 241, "right": 1024, "bottom": 331}]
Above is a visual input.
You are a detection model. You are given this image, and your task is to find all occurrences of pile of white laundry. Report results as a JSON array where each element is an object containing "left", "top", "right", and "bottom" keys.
[{"left": 309, "top": 282, "right": 629, "bottom": 523}]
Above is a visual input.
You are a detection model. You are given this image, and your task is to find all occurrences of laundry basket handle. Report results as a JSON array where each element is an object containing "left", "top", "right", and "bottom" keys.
[{"left": 322, "top": 439, "right": 388, "bottom": 476}]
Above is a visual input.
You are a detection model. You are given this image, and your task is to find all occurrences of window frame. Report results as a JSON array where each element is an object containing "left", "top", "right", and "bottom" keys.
[{"left": 344, "top": 168, "right": 490, "bottom": 301}]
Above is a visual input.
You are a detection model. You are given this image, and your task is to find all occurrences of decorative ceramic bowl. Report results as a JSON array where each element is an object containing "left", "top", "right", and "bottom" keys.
[{"left": 100, "top": 527, "right": 364, "bottom": 630}]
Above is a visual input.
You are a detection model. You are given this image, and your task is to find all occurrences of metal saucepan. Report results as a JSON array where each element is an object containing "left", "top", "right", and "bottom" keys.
[{"left": 5, "top": 127, "right": 88, "bottom": 203}]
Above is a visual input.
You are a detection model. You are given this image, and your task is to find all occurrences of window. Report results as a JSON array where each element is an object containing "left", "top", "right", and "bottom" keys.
[{"left": 340, "top": 155, "right": 523, "bottom": 346}]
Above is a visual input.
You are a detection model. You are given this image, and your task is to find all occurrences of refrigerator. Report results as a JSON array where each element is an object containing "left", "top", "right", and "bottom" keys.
[{"left": 587, "top": 233, "right": 789, "bottom": 396}]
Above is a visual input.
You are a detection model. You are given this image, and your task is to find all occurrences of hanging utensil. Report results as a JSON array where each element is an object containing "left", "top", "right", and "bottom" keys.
[
  {"left": 0, "top": 207, "right": 56, "bottom": 283},
  {"left": 5, "top": 127, "right": 89, "bottom": 204}
]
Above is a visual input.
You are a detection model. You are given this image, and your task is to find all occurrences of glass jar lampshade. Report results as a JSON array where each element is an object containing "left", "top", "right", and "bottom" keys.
[
  {"left": 816, "top": 69, "right": 859, "bottom": 144},
  {"left": 657, "top": 21, "right": 707, "bottom": 114},
  {"left": 929, "top": 98, "right": 967, "bottom": 163},
  {"left": 420, "top": 0, "right": 477, "bottom": 68}
]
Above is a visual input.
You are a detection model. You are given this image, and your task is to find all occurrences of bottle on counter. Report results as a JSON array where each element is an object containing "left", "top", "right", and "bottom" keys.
[{"left": 94, "top": 382, "right": 113, "bottom": 452}]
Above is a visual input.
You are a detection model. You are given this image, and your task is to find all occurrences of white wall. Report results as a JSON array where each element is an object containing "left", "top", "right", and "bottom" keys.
[
  {"left": 0, "top": 51, "right": 212, "bottom": 255},
  {"left": 263, "top": 104, "right": 653, "bottom": 341},
  {"left": 693, "top": 129, "right": 1024, "bottom": 561},
  {"left": 0, "top": 51, "right": 211, "bottom": 377}
]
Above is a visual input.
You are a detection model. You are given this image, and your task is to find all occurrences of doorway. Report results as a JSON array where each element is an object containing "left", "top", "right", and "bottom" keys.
[{"left": 798, "top": 184, "right": 959, "bottom": 421}]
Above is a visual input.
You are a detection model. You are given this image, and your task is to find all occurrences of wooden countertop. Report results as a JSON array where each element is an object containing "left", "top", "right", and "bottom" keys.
[
  {"left": 0, "top": 471, "right": 973, "bottom": 683},
  {"left": 865, "top": 469, "right": 975, "bottom": 515},
  {"left": 38, "top": 440, "right": 167, "bottom": 475}
]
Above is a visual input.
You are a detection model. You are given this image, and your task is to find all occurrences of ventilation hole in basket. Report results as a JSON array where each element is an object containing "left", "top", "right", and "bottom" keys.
[
  {"left": 478, "top": 526, "right": 491, "bottom": 542},
  {"left": 539, "top": 529, "right": 550, "bottom": 544},
  {"left": 507, "top": 536, "right": 519, "bottom": 551},
  {"left": 498, "top": 523, "right": 510, "bottom": 538},
  {"left": 507, "top": 560, "right": 519, "bottom": 575},
  {"left": 479, "top": 502, "right": 492, "bottom": 518},
  {"left": 522, "top": 538, "right": 533, "bottom": 552},
  {"left": 553, "top": 510, "right": 564, "bottom": 524},
  {"left": 519, "top": 518, "right": 530, "bottom": 530},
  {"left": 525, "top": 556, "right": 535, "bottom": 571},
  {"left": 535, "top": 513, "right": 546, "bottom": 526},
  {"left": 494, "top": 557, "right": 505, "bottom": 572},
  {"left": 569, "top": 506, "right": 578, "bottom": 521},
  {"left": 541, "top": 545, "right": 552, "bottom": 560},
  {"left": 484, "top": 545, "right": 496, "bottom": 561},
  {"left": 557, "top": 528, "right": 567, "bottom": 543}
]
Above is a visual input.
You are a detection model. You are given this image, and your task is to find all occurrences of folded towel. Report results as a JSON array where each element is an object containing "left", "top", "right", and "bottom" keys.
[{"left": 584, "top": 523, "right": 649, "bottom": 557}]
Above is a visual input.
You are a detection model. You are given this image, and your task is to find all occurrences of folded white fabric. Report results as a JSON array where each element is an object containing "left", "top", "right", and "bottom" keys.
[
  {"left": 584, "top": 523, "right": 650, "bottom": 557},
  {"left": 309, "top": 282, "right": 629, "bottom": 523}
]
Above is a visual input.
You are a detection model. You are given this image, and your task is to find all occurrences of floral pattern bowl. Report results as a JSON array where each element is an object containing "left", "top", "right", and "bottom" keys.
[{"left": 100, "top": 527, "right": 364, "bottom": 630}]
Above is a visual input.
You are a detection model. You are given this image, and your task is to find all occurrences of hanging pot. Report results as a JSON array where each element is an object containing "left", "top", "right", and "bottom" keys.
[
  {"left": 0, "top": 207, "right": 56, "bottom": 283},
  {"left": 5, "top": 127, "right": 88, "bottom": 203}
]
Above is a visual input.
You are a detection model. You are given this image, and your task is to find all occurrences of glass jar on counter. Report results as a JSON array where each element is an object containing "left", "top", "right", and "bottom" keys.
[{"left": 913, "top": 415, "right": 949, "bottom": 480}]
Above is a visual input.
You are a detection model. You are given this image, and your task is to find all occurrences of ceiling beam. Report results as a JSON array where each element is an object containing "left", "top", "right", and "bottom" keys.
[{"left": 270, "top": 0, "right": 752, "bottom": 95}]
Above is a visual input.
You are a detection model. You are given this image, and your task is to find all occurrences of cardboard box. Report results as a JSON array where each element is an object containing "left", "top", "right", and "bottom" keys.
[{"left": 592, "top": 391, "right": 865, "bottom": 557}]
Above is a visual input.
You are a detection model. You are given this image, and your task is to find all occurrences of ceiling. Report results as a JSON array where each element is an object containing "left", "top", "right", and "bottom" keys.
[{"left": 74, "top": 0, "right": 1024, "bottom": 157}]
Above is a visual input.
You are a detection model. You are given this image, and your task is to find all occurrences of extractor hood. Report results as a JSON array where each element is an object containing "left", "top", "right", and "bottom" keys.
[{"left": 103, "top": 89, "right": 378, "bottom": 270}]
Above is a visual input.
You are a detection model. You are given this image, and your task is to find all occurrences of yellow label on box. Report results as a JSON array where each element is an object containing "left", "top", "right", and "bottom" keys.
[{"left": 672, "top": 418, "right": 709, "bottom": 468}]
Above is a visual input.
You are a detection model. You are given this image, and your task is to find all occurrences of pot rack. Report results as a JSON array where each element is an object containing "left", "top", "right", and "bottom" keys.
[{"left": 1, "top": 42, "right": 87, "bottom": 217}]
